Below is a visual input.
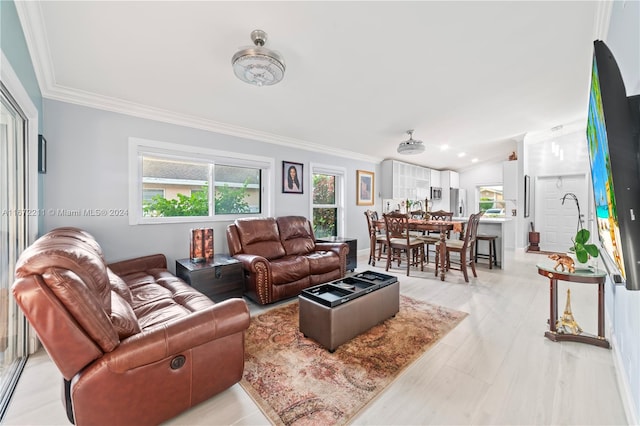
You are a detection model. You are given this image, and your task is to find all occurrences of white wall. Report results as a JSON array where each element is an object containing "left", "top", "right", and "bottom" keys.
[
  {"left": 605, "top": 1, "right": 640, "bottom": 423},
  {"left": 458, "top": 159, "right": 504, "bottom": 215},
  {"left": 42, "top": 100, "right": 379, "bottom": 272},
  {"left": 523, "top": 121, "right": 592, "bottom": 241}
]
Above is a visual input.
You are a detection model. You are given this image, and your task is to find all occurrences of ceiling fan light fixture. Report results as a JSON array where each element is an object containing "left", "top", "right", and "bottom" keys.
[
  {"left": 232, "top": 29, "right": 285, "bottom": 87},
  {"left": 397, "top": 129, "right": 425, "bottom": 154}
]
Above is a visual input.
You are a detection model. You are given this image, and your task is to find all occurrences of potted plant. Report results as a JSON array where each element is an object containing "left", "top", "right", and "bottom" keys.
[{"left": 569, "top": 228, "right": 599, "bottom": 265}]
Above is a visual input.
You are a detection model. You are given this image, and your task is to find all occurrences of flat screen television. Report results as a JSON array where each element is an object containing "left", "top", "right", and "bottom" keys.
[{"left": 586, "top": 40, "right": 640, "bottom": 291}]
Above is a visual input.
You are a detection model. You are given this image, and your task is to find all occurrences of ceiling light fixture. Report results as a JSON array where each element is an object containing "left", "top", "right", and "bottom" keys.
[
  {"left": 397, "top": 130, "right": 425, "bottom": 155},
  {"left": 232, "top": 30, "right": 285, "bottom": 87}
]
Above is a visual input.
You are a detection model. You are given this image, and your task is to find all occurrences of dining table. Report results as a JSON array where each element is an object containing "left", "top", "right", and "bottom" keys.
[{"left": 374, "top": 217, "right": 465, "bottom": 281}]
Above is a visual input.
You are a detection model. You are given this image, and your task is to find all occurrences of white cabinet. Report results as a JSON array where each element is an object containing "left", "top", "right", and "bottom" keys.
[
  {"left": 381, "top": 160, "right": 431, "bottom": 200},
  {"left": 440, "top": 170, "right": 459, "bottom": 189},
  {"left": 430, "top": 169, "right": 441, "bottom": 188},
  {"left": 503, "top": 161, "right": 517, "bottom": 200}
]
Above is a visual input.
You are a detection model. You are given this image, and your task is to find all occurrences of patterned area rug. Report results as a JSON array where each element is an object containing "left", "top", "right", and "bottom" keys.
[{"left": 240, "top": 295, "right": 468, "bottom": 426}]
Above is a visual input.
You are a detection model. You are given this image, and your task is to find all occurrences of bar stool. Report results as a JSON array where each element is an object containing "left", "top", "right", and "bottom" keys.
[{"left": 475, "top": 234, "right": 497, "bottom": 269}]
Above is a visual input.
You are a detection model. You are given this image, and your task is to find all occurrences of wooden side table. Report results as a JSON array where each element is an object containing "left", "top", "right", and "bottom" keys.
[
  {"left": 176, "top": 254, "right": 244, "bottom": 302},
  {"left": 537, "top": 263, "right": 610, "bottom": 348}
]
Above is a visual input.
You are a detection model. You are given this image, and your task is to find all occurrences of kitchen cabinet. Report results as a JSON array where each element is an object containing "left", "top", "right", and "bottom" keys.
[
  {"left": 381, "top": 160, "right": 430, "bottom": 200},
  {"left": 430, "top": 169, "right": 441, "bottom": 188},
  {"left": 441, "top": 170, "right": 459, "bottom": 189}
]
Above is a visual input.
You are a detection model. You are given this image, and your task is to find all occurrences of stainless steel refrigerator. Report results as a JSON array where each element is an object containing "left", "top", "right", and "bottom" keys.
[{"left": 450, "top": 188, "right": 467, "bottom": 217}]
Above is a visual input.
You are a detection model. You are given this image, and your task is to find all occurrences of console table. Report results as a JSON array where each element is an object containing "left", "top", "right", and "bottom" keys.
[{"left": 537, "top": 263, "right": 610, "bottom": 348}]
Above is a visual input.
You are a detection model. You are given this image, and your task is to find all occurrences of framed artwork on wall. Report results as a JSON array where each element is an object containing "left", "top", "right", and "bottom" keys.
[
  {"left": 38, "top": 135, "right": 47, "bottom": 174},
  {"left": 524, "top": 174, "right": 531, "bottom": 217},
  {"left": 356, "top": 170, "right": 374, "bottom": 206},
  {"left": 283, "top": 161, "right": 303, "bottom": 193}
]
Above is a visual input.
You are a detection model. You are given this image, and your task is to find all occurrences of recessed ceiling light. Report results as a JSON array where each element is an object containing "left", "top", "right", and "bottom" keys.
[
  {"left": 440, "top": 145, "right": 449, "bottom": 151},
  {"left": 458, "top": 152, "right": 466, "bottom": 157},
  {"left": 472, "top": 158, "right": 479, "bottom": 163}
]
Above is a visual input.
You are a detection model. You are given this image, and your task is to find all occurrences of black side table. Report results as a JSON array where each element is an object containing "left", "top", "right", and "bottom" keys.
[
  {"left": 316, "top": 237, "right": 357, "bottom": 272},
  {"left": 176, "top": 254, "right": 244, "bottom": 302}
]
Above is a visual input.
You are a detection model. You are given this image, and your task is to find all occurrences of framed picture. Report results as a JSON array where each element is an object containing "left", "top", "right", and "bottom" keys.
[
  {"left": 524, "top": 175, "right": 531, "bottom": 217},
  {"left": 38, "top": 135, "right": 47, "bottom": 174},
  {"left": 357, "top": 170, "right": 374, "bottom": 206},
  {"left": 282, "top": 161, "right": 303, "bottom": 193}
]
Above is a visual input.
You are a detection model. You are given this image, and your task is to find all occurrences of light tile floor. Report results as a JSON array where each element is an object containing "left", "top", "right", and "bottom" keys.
[{"left": 3, "top": 249, "right": 630, "bottom": 425}]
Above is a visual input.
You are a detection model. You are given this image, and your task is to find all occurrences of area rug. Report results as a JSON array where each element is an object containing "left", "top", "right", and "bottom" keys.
[{"left": 240, "top": 295, "right": 468, "bottom": 426}]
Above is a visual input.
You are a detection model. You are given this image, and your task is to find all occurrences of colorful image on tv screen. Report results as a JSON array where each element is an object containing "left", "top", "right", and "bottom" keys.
[{"left": 586, "top": 57, "right": 626, "bottom": 279}]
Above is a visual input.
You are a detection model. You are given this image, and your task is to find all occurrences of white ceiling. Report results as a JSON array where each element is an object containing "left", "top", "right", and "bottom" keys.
[{"left": 16, "top": 1, "right": 609, "bottom": 171}]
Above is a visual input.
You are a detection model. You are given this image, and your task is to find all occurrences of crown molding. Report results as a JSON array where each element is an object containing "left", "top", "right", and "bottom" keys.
[{"left": 14, "top": 1, "right": 382, "bottom": 165}]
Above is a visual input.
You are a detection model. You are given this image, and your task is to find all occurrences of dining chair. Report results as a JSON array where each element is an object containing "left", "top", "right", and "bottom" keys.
[
  {"left": 418, "top": 209, "right": 454, "bottom": 263},
  {"left": 364, "top": 210, "right": 386, "bottom": 266},
  {"left": 435, "top": 211, "right": 482, "bottom": 282},
  {"left": 383, "top": 212, "right": 424, "bottom": 276}
]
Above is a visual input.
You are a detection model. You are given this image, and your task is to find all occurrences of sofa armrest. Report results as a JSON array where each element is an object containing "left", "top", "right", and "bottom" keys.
[
  {"left": 107, "top": 254, "right": 167, "bottom": 276},
  {"left": 232, "top": 254, "right": 273, "bottom": 304},
  {"left": 103, "top": 298, "right": 250, "bottom": 373},
  {"left": 314, "top": 242, "right": 349, "bottom": 276},
  {"left": 232, "top": 253, "right": 270, "bottom": 273}
]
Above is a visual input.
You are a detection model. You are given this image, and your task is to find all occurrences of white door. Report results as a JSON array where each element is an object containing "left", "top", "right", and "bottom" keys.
[{"left": 534, "top": 174, "right": 588, "bottom": 253}]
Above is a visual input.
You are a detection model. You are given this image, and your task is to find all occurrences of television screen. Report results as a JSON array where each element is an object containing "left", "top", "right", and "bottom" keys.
[{"left": 586, "top": 40, "right": 640, "bottom": 291}]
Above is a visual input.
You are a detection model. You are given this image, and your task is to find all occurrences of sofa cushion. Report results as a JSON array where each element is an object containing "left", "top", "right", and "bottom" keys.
[
  {"left": 269, "top": 256, "right": 310, "bottom": 285},
  {"left": 277, "top": 216, "right": 316, "bottom": 256},
  {"left": 41, "top": 267, "right": 119, "bottom": 352},
  {"left": 110, "top": 291, "right": 141, "bottom": 339},
  {"left": 306, "top": 251, "right": 341, "bottom": 275},
  {"left": 15, "top": 235, "right": 112, "bottom": 314},
  {"left": 108, "top": 268, "right": 133, "bottom": 304},
  {"left": 235, "top": 218, "right": 286, "bottom": 260},
  {"left": 41, "top": 227, "right": 105, "bottom": 261}
]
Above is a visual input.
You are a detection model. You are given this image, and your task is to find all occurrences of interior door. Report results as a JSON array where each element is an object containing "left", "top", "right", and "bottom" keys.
[{"left": 534, "top": 174, "right": 588, "bottom": 253}]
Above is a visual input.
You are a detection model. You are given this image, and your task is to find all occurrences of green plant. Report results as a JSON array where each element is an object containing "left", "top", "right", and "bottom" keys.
[{"left": 569, "top": 228, "right": 599, "bottom": 263}]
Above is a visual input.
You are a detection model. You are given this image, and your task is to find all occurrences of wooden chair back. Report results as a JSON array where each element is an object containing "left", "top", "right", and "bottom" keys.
[
  {"left": 383, "top": 212, "right": 410, "bottom": 242},
  {"left": 429, "top": 210, "right": 454, "bottom": 221}
]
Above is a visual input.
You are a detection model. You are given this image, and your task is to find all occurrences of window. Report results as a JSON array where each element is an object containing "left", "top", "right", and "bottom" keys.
[
  {"left": 311, "top": 164, "right": 345, "bottom": 238},
  {"left": 478, "top": 185, "right": 505, "bottom": 217},
  {"left": 143, "top": 188, "right": 164, "bottom": 202},
  {"left": 129, "top": 138, "right": 273, "bottom": 224}
]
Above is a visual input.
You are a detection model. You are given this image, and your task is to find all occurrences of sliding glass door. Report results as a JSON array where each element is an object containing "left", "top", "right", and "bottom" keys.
[{"left": 0, "top": 83, "right": 30, "bottom": 419}]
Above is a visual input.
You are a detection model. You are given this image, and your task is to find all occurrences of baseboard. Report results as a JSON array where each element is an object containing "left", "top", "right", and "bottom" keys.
[{"left": 607, "top": 313, "right": 640, "bottom": 425}]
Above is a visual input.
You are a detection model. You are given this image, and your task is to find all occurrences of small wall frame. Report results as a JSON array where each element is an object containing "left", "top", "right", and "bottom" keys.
[
  {"left": 356, "top": 170, "right": 374, "bottom": 206},
  {"left": 283, "top": 161, "right": 303, "bottom": 193},
  {"left": 38, "top": 135, "right": 46, "bottom": 174}
]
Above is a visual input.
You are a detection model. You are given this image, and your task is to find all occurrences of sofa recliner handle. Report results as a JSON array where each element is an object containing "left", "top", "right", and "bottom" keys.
[{"left": 170, "top": 355, "right": 186, "bottom": 370}]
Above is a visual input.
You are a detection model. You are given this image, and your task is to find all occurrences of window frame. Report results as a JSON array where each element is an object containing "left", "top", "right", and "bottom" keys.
[
  {"left": 310, "top": 163, "right": 346, "bottom": 237},
  {"left": 128, "top": 137, "right": 274, "bottom": 225},
  {"left": 477, "top": 183, "right": 506, "bottom": 217}
]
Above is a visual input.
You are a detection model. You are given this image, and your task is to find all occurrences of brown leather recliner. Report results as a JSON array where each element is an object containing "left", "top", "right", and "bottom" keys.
[
  {"left": 226, "top": 216, "right": 348, "bottom": 305},
  {"left": 12, "top": 227, "right": 250, "bottom": 425}
]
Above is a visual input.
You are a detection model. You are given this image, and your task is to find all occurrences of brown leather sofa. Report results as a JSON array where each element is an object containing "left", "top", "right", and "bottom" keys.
[
  {"left": 12, "top": 227, "right": 250, "bottom": 425},
  {"left": 226, "top": 216, "right": 348, "bottom": 305}
]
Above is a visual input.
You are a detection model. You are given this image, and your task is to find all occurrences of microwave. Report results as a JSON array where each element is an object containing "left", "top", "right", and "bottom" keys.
[{"left": 430, "top": 187, "right": 442, "bottom": 200}]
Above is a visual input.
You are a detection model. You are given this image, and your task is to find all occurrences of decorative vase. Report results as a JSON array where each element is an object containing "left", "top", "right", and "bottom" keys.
[{"left": 190, "top": 228, "right": 214, "bottom": 262}]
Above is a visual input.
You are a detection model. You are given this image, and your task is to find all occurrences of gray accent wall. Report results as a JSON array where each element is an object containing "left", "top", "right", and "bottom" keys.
[{"left": 42, "top": 99, "right": 378, "bottom": 271}]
